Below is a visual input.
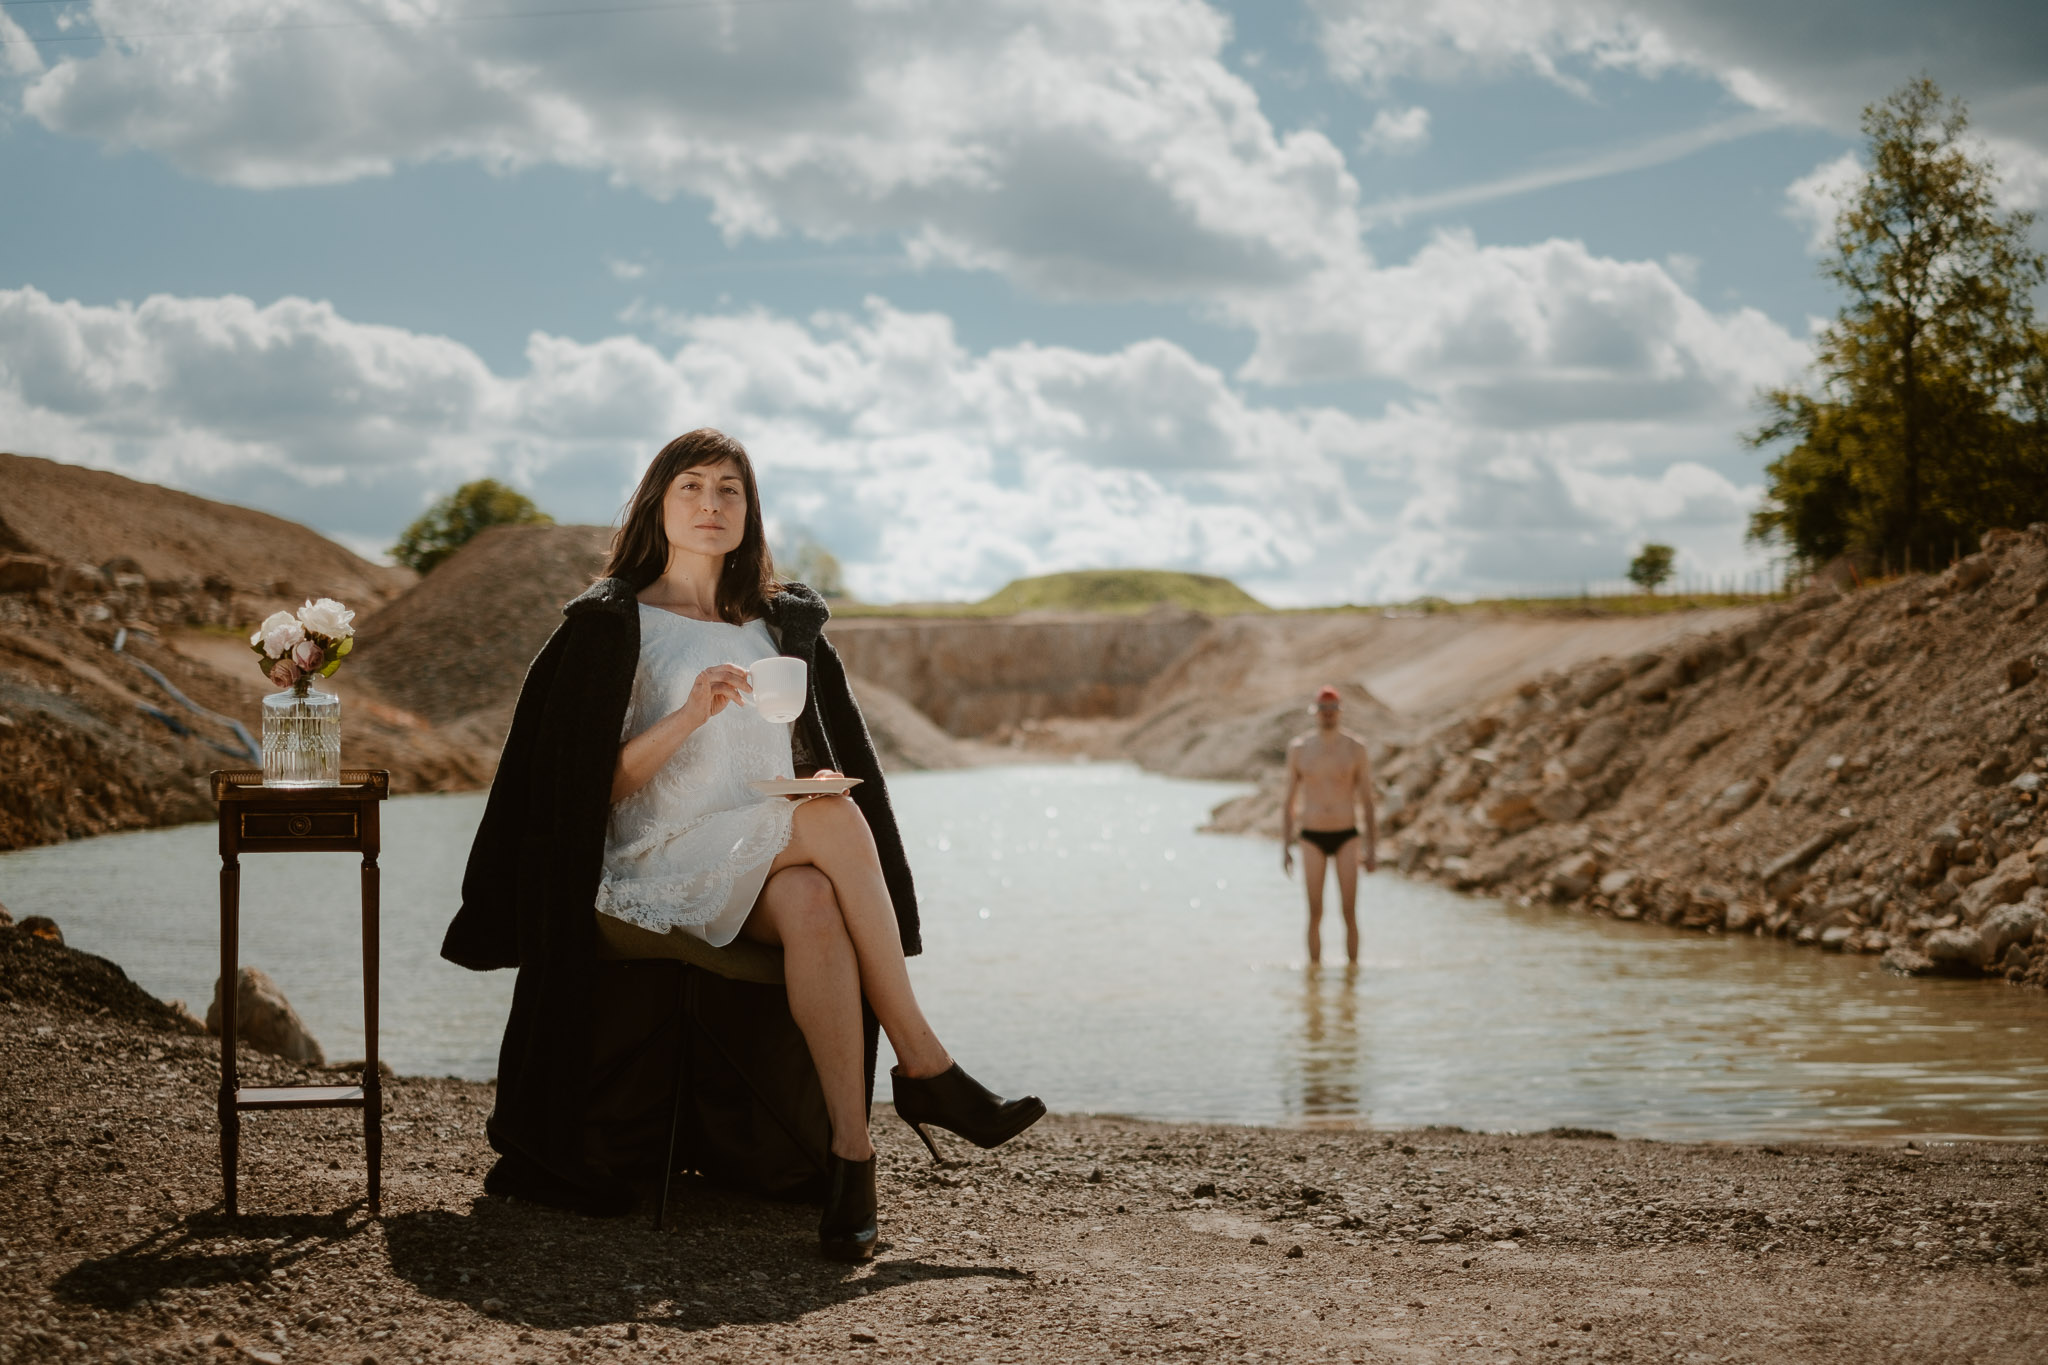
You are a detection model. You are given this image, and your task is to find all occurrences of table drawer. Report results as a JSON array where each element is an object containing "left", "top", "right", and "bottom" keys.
[{"left": 239, "top": 809, "right": 361, "bottom": 842}]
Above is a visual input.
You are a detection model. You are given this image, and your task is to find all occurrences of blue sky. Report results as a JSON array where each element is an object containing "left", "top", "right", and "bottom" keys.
[{"left": 2, "top": 0, "right": 2044, "bottom": 603}]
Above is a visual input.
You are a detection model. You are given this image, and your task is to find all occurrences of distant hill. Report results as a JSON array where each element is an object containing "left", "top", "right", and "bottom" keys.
[
  {"left": 975, "top": 569, "right": 1266, "bottom": 616},
  {"left": 0, "top": 452, "right": 410, "bottom": 607}
]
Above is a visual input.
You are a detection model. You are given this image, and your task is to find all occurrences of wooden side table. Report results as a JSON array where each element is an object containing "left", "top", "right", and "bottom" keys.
[{"left": 211, "top": 769, "right": 390, "bottom": 1216}]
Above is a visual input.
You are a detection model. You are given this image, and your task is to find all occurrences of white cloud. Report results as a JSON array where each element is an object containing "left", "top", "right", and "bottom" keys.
[
  {"left": 1231, "top": 230, "right": 1808, "bottom": 421},
  {"left": 1783, "top": 151, "right": 1861, "bottom": 253},
  {"left": 1310, "top": 0, "right": 2048, "bottom": 158},
  {"left": 1358, "top": 105, "right": 1431, "bottom": 155},
  {"left": 0, "top": 286, "right": 1382, "bottom": 602},
  {"left": 605, "top": 258, "right": 647, "bottom": 282},
  {"left": 19, "top": 0, "right": 1368, "bottom": 303},
  {"left": 0, "top": 284, "right": 1794, "bottom": 604}
]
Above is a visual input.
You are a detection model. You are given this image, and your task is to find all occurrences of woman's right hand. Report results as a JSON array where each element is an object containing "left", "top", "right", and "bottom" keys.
[{"left": 678, "top": 663, "right": 752, "bottom": 730}]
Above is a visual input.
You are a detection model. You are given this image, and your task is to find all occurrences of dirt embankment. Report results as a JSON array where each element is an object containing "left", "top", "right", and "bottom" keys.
[
  {"left": 1246, "top": 526, "right": 2048, "bottom": 993},
  {"left": 824, "top": 613, "right": 1212, "bottom": 735},
  {"left": 4, "top": 920, "right": 2045, "bottom": 1365},
  {"left": 0, "top": 456, "right": 488, "bottom": 851}
]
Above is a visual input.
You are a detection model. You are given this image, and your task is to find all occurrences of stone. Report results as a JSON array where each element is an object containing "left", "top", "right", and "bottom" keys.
[
  {"left": 1974, "top": 755, "right": 2010, "bottom": 786},
  {"left": 0, "top": 554, "right": 56, "bottom": 592},
  {"left": 2011, "top": 656, "right": 2039, "bottom": 690},
  {"left": 1628, "top": 656, "right": 1689, "bottom": 702},
  {"left": 1478, "top": 790, "right": 1541, "bottom": 835},
  {"left": 1948, "top": 557, "right": 1993, "bottom": 592},
  {"left": 1976, "top": 904, "right": 2047, "bottom": 968},
  {"left": 1466, "top": 715, "right": 1502, "bottom": 747},
  {"left": 1440, "top": 760, "right": 1490, "bottom": 804},
  {"left": 1724, "top": 901, "right": 1760, "bottom": 932},
  {"left": 1762, "top": 824, "right": 1855, "bottom": 892},
  {"left": 1574, "top": 664, "right": 1627, "bottom": 708},
  {"left": 1597, "top": 869, "right": 1636, "bottom": 897},
  {"left": 1532, "top": 783, "right": 1590, "bottom": 823},
  {"left": 1558, "top": 714, "right": 1630, "bottom": 780},
  {"left": 1958, "top": 851, "right": 2035, "bottom": 923},
  {"left": 1820, "top": 926, "right": 1855, "bottom": 950},
  {"left": 56, "top": 563, "right": 109, "bottom": 595},
  {"left": 18, "top": 915, "right": 62, "bottom": 945},
  {"left": 1548, "top": 851, "right": 1602, "bottom": 900},
  {"left": 1881, "top": 946, "right": 1935, "bottom": 975},
  {"left": 205, "top": 967, "right": 325, "bottom": 1065},
  {"left": 1707, "top": 779, "right": 1760, "bottom": 824},
  {"left": 1923, "top": 928, "right": 1983, "bottom": 969}
]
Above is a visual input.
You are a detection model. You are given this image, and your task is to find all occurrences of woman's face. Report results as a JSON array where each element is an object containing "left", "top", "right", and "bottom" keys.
[{"left": 662, "top": 461, "right": 748, "bottom": 562}]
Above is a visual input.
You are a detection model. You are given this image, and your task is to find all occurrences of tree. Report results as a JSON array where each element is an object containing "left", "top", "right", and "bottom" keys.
[
  {"left": 391, "top": 480, "right": 553, "bottom": 574},
  {"left": 1749, "top": 78, "right": 2048, "bottom": 569},
  {"left": 1628, "top": 543, "right": 1676, "bottom": 594},
  {"left": 778, "top": 534, "right": 849, "bottom": 599}
]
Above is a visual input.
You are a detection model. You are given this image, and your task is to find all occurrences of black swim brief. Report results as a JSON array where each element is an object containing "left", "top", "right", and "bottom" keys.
[{"left": 1298, "top": 827, "right": 1357, "bottom": 857}]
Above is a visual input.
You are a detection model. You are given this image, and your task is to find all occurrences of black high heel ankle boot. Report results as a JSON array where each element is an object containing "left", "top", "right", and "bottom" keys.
[
  {"left": 818, "top": 1153, "right": 877, "bottom": 1262},
  {"left": 891, "top": 1063, "right": 1046, "bottom": 1164}
]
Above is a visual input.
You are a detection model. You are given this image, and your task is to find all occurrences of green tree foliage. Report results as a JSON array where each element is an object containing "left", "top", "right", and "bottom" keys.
[
  {"left": 1749, "top": 78, "right": 2048, "bottom": 568},
  {"left": 391, "top": 479, "right": 553, "bottom": 574},
  {"left": 779, "top": 535, "right": 849, "bottom": 599},
  {"left": 1627, "top": 543, "right": 1676, "bottom": 593}
]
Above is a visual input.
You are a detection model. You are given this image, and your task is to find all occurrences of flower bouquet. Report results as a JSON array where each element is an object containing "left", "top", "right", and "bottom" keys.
[{"left": 250, "top": 597, "right": 356, "bottom": 787}]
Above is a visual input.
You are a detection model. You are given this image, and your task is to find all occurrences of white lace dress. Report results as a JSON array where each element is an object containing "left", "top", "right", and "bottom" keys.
[{"left": 595, "top": 606, "right": 801, "bottom": 947}]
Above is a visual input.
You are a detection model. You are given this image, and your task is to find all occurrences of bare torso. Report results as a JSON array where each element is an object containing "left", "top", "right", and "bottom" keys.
[{"left": 1288, "top": 728, "right": 1369, "bottom": 830}]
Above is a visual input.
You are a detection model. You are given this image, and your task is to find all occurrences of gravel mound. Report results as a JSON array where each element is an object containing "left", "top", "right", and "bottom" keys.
[
  {"left": 351, "top": 523, "right": 613, "bottom": 726},
  {"left": 0, "top": 921, "right": 199, "bottom": 1031}
]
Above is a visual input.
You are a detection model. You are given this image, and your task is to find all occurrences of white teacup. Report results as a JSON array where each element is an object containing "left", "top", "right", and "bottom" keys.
[{"left": 748, "top": 655, "right": 808, "bottom": 724}]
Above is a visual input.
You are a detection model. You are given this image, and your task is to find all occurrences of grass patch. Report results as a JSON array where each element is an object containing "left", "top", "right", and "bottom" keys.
[{"left": 833, "top": 568, "right": 1269, "bottom": 618}]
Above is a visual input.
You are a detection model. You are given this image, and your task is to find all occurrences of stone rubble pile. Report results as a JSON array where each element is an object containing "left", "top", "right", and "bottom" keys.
[{"left": 1377, "top": 524, "right": 2048, "bottom": 991}]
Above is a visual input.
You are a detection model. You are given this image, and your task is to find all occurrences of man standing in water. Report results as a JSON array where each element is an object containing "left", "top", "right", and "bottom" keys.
[{"left": 1282, "top": 685, "right": 1378, "bottom": 965}]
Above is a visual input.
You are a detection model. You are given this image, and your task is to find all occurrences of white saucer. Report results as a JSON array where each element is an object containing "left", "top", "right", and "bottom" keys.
[{"left": 748, "top": 776, "right": 863, "bottom": 797}]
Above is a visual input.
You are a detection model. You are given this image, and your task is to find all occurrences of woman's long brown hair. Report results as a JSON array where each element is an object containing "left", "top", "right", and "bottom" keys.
[{"left": 602, "top": 428, "right": 780, "bottom": 623}]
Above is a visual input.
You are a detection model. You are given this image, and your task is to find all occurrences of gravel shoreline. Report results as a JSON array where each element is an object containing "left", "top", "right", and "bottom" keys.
[{"left": 5, "top": 985, "right": 2048, "bottom": 1365}]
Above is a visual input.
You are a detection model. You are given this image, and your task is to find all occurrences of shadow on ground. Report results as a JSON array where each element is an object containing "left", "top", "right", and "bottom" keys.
[
  {"left": 381, "top": 1178, "right": 1027, "bottom": 1331},
  {"left": 55, "top": 1181, "right": 1024, "bottom": 1333},
  {"left": 50, "top": 1206, "right": 375, "bottom": 1310}
]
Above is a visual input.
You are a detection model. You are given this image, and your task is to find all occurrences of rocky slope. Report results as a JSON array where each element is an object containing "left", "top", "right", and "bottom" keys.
[
  {"left": 0, "top": 456, "right": 489, "bottom": 850},
  {"left": 0, "top": 451, "right": 410, "bottom": 614},
  {"left": 1251, "top": 526, "right": 2048, "bottom": 991}
]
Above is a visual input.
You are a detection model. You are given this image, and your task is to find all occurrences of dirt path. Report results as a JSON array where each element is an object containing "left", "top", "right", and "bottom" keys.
[{"left": 5, "top": 997, "right": 2045, "bottom": 1365}]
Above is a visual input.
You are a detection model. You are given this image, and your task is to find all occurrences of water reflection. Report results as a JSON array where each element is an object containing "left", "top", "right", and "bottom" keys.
[{"left": 1293, "top": 965, "right": 1363, "bottom": 1119}]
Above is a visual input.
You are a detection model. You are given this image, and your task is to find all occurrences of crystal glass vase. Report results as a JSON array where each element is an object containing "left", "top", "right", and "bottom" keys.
[{"left": 261, "top": 682, "right": 341, "bottom": 787}]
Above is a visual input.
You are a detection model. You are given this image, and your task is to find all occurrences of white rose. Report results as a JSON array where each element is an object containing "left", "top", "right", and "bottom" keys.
[
  {"left": 255, "top": 610, "right": 305, "bottom": 658},
  {"left": 297, "top": 597, "right": 356, "bottom": 640}
]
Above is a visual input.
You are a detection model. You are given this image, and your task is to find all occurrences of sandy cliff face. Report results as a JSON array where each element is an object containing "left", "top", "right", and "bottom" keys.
[{"left": 824, "top": 612, "right": 1212, "bottom": 735}]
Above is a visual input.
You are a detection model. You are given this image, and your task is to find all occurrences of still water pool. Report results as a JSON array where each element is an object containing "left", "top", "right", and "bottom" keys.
[{"left": 5, "top": 763, "right": 2047, "bottom": 1142}]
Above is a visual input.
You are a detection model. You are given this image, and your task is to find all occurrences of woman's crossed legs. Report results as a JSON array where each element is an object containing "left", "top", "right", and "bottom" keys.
[{"left": 742, "top": 793, "right": 950, "bottom": 1161}]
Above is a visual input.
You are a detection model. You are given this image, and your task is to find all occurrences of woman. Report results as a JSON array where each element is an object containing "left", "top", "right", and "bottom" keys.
[{"left": 442, "top": 428, "right": 1041, "bottom": 1261}]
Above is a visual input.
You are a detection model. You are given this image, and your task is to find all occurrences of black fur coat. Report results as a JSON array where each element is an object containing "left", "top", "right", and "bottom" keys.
[{"left": 440, "top": 577, "right": 920, "bottom": 1209}]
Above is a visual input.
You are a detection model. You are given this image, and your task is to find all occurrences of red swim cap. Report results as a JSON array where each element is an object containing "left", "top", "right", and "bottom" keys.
[{"left": 1315, "top": 685, "right": 1340, "bottom": 703}]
